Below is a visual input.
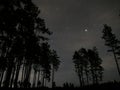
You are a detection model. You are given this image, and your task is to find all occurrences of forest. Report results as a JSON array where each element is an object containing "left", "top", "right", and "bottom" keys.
[{"left": 0, "top": 0, "right": 120, "bottom": 89}]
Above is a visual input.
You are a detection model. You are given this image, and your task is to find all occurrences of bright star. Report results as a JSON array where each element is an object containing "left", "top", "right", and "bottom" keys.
[{"left": 85, "top": 29, "right": 88, "bottom": 32}]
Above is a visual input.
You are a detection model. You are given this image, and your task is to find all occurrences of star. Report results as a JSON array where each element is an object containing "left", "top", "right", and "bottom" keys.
[{"left": 85, "top": 29, "right": 88, "bottom": 32}]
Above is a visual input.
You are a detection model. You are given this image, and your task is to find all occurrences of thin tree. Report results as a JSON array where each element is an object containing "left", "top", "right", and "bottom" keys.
[
  {"left": 73, "top": 51, "right": 82, "bottom": 86},
  {"left": 50, "top": 50, "right": 60, "bottom": 88},
  {"left": 73, "top": 48, "right": 87, "bottom": 86},
  {"left": 40, "top": 43, "right": 51, "bottom": 87},
  {"left": 102, "top": 24, "right": 120, "bottom": 77},
  {"left": 80, "top": 48, "right": 90, "bottom": 85},
  {"left": 88, "top": 47, "right": 103, "bottom": 84}
]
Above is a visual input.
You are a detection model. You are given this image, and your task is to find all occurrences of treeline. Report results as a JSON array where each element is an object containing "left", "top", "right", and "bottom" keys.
[
  {"left": 0, "top": 0, "right": 60, "bottom": 88},
  {"left": 58, "top": 81, "right": 120, "bottom": 90}
]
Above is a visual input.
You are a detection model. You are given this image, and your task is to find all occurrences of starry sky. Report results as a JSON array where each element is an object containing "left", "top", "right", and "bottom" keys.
[{"left": 33, "top": 0, "right": 120, "bottom": 87}]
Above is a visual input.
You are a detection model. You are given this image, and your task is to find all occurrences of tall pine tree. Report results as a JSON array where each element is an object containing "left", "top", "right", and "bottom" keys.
[
  {"left": 102, "top": 24, "right": 120, "bottom": 77},
  {"left": 0, "top": 0, "right": 51, "bottom": 87}
]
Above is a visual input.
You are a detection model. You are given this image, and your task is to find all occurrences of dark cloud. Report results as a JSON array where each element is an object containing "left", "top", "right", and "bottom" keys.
[{"left": 33, "top": 0, "right": 120, "bottom": 86}]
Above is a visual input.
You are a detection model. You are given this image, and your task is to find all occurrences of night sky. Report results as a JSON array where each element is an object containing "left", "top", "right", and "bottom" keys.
[{"left": 33, "top": 0, "right": 120, "bottom": 86}]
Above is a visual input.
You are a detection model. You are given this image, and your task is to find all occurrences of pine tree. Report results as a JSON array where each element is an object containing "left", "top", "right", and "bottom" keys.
[
  {"left": 102, "top": 24, "right": 120, "bottom": 77},
  {"left": 0, "top": 0, "right": 51, "bottom": 87},
  {"left": 73, "top": 47, "right": 103, "bottom": 86},
  {"left": 50, "top": 50, "right": 60, "bottom": 88},
  {"left": 73, "top": 48, "right": 88, "bottom": 86},
  {"left": 88, "top": 47, "right": 103, "bottom": 84}
]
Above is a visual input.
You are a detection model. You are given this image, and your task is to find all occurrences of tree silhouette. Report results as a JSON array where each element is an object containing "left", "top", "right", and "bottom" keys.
[
  {"left": 73, "top": 47, "right": 103, "bottom": 86},
  {"left": 50, "top": 50, "right": 60, "bottom": 88},
  {"left": 0, "top": 0, "right": 51, "bottom": 88},
  {"left": 73, "top": 50, "right": 84, "bottom": 86},
  {"left": 40, "top": 43, "right": 51, "bottom": 87},
  {"left": 88, "top": 47, "right": 103, "bottom": 84},
  {"left": 102, "top": 24, "right": 120, "bottom": 77},
  {"left": 73, "top": 48, "right": 89, "bottom": 86}
]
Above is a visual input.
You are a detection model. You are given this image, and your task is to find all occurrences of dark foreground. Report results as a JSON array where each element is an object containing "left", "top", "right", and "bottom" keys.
[{"left": 0, "top": 82, "right": 120, "bottom": 90}]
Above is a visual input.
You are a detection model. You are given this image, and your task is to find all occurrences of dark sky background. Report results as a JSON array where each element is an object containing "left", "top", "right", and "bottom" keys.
[{"left": 33, "top": 0, "right": 120, "bottom": 87}]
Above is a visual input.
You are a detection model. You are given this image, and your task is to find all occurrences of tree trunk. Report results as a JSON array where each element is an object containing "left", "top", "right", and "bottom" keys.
[
  {"left": 0, "top": 70, "right": 5, "bottom": 87},
  {"left": 91, "top": 67, "right": 95, "bottom": 84},
  {"left": 42, "top": 71, "right": 45, "bottom": 87},
  {"left": 23, "top": 63, "right": 31, "bottom": 88},
  {"left": 32, "top": 70, "right": 37, "bottom": 88},
  {"left": 27, "top": 64, "right": 32, "bottom": 83},
  {"left": 14, "top": 62, "right": 21, "bottom": 88},
  {"left": 21, "top": 64, "right": 25, "bottom": 83},
  {"left": 10, "top": 66, "right": 16, "bottom": 88},
  {"left": 37, "top": 70, "right": 40, "bottom": 87},
  {"left": 3, "top": 61, "right": 13, "bottom": 87},
  {"left": 44, "top": 78, "right": 46, "bottom": 87},
  {"left": 52, "top": 65, "right": 54, "bottom": 88},
  {"left": 94, "top": 70, "right": 98, "bottom": 84},
  {"left": 78, "top": 68, "right": 83, "bottom": 87},
  {"left": 112, "top": 48, "right": 120, "bottom": 77},
  {"left": 81, "top": 70, "right": 84, "bottom": 86},
  {"left": 85, "top": 70, "right": 89, "bottom": 85},
  {"left": 78, "top": 73, "right": 82, "bottom": 87}
]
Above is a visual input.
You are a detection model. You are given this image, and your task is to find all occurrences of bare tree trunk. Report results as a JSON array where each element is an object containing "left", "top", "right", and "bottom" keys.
[
  {"left": 85, "top": 70, "right": 89, "bottom": 85},
  {"left": 42, "top": 71, "right": 45, "bottom": 87},
  {"left": 27, "top": 64, "right": 32, "bottom": 83},
  {"left": 37, "top": 70, "right": 41, "bottom": 88},
  {"left": 52, "top": 65, "right": 54, "bottom": 88},
  {"left": 94, "top": 70, "right": 98, "bottom": 84},
  {"left": 0, "top": 70, "right": 5, "bottom": 87},
  {"left": 3, "top": 60, "right": 13, "bottom": 87},
  {"left": 112, "top": 48, "right": 120, "bottom": 77},
  {"left": 21, "top": 64, "right": 25, "bottom": 83},
  {"left": 14, "top": 61, "right": 21, "bottom": 88},
  {"left": 10, "top": 66, "right": 16, "bottom": 88},
  {"left": 0, "top": 72, "right": 2, "bottom": 82},
  {"left": 78, "top": 73, "right": 82, "bottom": 87},
  {"left": 32, "top": 70, "right": 37, "bottom": 88},
  {"left": 44, "top": 78, "right": 46, "bottom": 87},
  {"left": 91, "top": 69, "right": 95, "bottom": 84},
  {"left": 81, "top": 70, "right": 84, "bottom": 86},
  {"left": 22, "top": 63, "right": 31, "bottom": 88}
]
